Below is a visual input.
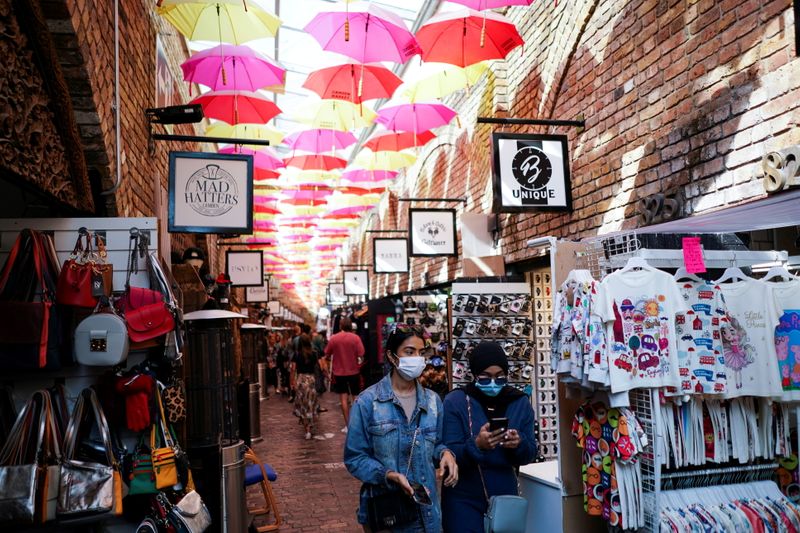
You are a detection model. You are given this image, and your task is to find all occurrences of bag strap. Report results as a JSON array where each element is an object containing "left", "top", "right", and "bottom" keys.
[
  {"left": 0, "top": 230, "right": 48, "bottom": 301},
  {"left": 63, "top": 388, "right": 118, "bottom": 468},
  {"left": 151, "top": 390, "right": 175, "bottom": 450},
  {"left": 126, "top": 228, "right": 148, "bottom": 288},
  {"left": 465, "top": 395, "right": 491, "bottom": 503},
  {"left": 0, "top": 390, "right": 50, "bottom": 467}
]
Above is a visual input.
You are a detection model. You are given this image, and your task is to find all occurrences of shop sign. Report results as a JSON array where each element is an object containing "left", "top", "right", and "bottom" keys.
[
  {"left": 267, "top": 301, "right": 281, "bottom": 315},
  {"left": 225, "top": 250, "right": 263, "bottom": 287},
  {"left": 373, "top": 238, "right": 410, "bottom": 273},
  {"left": 763, "top": 145, "right": 800, "bottom": 193},
  {"left": 168, "top": 152, "right": 254, "bottom": 234},
  {"left": 344, "top": 270, "right": 370, "bottom": 296},
  {"left": 408, "top": 208, "right": 458, "bottom": 257},
  {"left": 328, "top": 282, "right": 346, "bottom": 304},
  {"left": 245, "top": 284, "right": 270, "bottom": 303},
  {"left": 491, "top": 133, "right": 572, "bottom": 212}
]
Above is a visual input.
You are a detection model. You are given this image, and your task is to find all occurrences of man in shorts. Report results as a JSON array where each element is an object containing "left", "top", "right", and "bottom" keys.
[{"left": 324, "top": 317, "right": 364, "bottom": 432}]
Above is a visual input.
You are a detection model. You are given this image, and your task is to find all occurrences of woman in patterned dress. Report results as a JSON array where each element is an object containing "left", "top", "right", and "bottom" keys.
[{"left": 292, "top": 334, "right": 319, "bottom": 439}]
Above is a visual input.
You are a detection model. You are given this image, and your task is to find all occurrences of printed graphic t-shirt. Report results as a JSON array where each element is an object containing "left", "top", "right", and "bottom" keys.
[
  {"left": 718, "top": 279, "right": 782, "bottom": 398},
  {"left": 597, "top": 269, "right": 687, "bottom": 393},
  {"left": 670, "top": 281, "right": 728, "bottom": 396},
  {"left": 770, "top": 279, "right": 800, "bottom": 401}
]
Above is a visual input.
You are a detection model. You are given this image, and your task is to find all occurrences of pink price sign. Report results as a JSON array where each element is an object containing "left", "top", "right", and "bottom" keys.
[{"left": 682, "top": 237, "right": 706, "bottom": 274}]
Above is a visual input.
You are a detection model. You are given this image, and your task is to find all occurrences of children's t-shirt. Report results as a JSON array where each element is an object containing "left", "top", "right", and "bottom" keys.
[
  {"left": 769, "top": 279, "right": 800, "bottom": 401},
  {"left": 718, "top": 279, "right": 782, "bottom": 398},
  {"left": 597, "top": 269, "right": 687, "bottom": 393},
  {"left": 670, "top": 281, "right": 728, "bottom": 396}
]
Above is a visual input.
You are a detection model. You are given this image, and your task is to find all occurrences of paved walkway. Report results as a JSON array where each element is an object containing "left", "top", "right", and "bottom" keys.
[{"left": 251, "top": 388, "right": 362, "bottom": 532}]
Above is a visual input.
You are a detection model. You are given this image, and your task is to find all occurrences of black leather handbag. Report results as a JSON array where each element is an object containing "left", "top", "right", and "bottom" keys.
[{"left": 366, "top": 487, "right": 418, "bottom": 531}]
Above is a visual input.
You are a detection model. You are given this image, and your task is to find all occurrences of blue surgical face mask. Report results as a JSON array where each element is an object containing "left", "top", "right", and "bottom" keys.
[{"left": 475, "top": 380, "right": 504, "bottom": 397}]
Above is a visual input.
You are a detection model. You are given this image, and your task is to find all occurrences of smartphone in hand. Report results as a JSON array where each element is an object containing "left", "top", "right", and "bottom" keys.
[
  {"left": 410, "top": 482, "right": 432, "bottom": 506},
  {"left": 489, "top": 417, "right": 509, "bottom": 433}
]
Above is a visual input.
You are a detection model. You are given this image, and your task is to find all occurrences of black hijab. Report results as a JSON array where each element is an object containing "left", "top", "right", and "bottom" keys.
[{"left": 464, "top": 341, "right": 525, "bottom": 418}]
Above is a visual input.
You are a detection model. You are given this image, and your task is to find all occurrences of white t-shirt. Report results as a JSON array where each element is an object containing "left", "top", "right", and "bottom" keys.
[
  {"left": 718, "top": 279, "right": 782, "bottom": 398},
  {"left": 597, "top": 269, "right": 687, "bottom": 393},
  {"left": 769, "top": 279, "right": 800, "bottom": 401},
  {"left": 670, "top": 281, "right": 728, "bottom": 396}
]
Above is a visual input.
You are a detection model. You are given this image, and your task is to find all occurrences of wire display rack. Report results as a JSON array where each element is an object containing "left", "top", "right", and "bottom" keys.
[{"left": 629, "top": 388, "right": 661, "bottom": 531}]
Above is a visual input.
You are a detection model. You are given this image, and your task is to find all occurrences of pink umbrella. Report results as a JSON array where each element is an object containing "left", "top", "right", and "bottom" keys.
[
  {"left": 304, "top": 2, "right": 421, "bottom": 64},
  {"left": 284, "top": 129, "right": 357, "bottom": 152},
  {"left": 283, "top": 154, "right": 347, "bottom": 171},
  {"left": 446, "top": 0, "right": 535, "bottom": 8},
  {"left": 303, "top": 63, "right": 402, "bottom": 104},
  {"left": 326, "top": 205, "right": 375, "bottom": 217},
  {"left": 341, "top": 169, "right": 398, "bottom": 183},
  {"left": 219, "top": 146, "right": 284, "bottom": 170},
  {"left": 375, "top": 103, "right": 457, "bottom": 133},
  {"left": 181, "top": 44, "right": 285, "bottom": 93},
  {"left": 191, "top": 90, "right": 281, "bottom": 124}
]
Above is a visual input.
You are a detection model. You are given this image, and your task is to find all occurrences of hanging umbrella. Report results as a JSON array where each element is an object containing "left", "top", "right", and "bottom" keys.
[
  {"left": 283, "top": 154, "right": 348, "bottom": 171},
  {"left": 354, "top": 150, "right": 417, "bottom": 171},
  {"left": 446, "top": 0, "right": 535, "bottom": 8},
  {"left": 284, "top": 129, "right": 357, "bottom": 153},
  {"left": 341, "top": 169, "right": 398, "bottom": 183},
  {"left": 157, "top": 0, "right": 281, "bottom": 44},
  {"left": 326, "top": 205, "right": 376, "bottom": 217},
  {"left": 207, "top": 123, "right": 284, "bottom": 147},
  {"left": 218, "top": 146, "right": 284, "bottom": 170},
  {"left": 416, "top": 9, "right": 523, "bottom": 67},
  {"left": 303, "top": 63, "right": 402, "bottom": 104},
  {"left": 181, "top": 44, "right": 285, "bottom": 92},
  {"left": 402, "top": 62, "right": 489, "bottom": 102},
  {"left": 294, "top": 99, "right": 376, "bottom": 131},
  {"left": 192, "top": 91, "right": 281, "bottom": 124},
  {"left": 279, "top": 169, "right": 340, "bottom": 186},
  {"left": 364, "top": 131, "right": 436, "bottom": 152},
  {"left": 375, "top": 102, "right": 457, "bottom": 133},
  {"left": 304, "top": 2, "right": 421, "bottom": 64},
  {"left": 254, "top": 168, "right": 281, "bottom": 181}
]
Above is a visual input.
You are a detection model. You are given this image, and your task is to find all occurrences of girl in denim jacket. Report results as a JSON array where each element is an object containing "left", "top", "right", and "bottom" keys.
[{"left": 344, "top": 324, "right": 459, "bottom": 532}]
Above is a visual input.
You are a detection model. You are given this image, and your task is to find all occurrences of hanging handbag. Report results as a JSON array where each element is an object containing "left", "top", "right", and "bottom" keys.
[
  {"left": 0, "top": 230, "right": 64, "bottom": 369},
  {"left": 57, "top": 388, "right": 122, "bottom": 517},
  {"left": 466, "top": 397, "right": 528, "bottom": 533},
  {"left": 56, "top": 230, "right": 113, "bottom": 307},
  {"left": 0, "top": 390, "right": 60, "bottom": 525},
  {"left": 161, "top": 490, "right": 211, "bottom": 533},
  {"left": 366, "top": 428, "right": 421, "bottom": 531},
  {"left": 151, "top": 394, "right": 178, "bottom": 490},
  {"left": 127, "top": 435, "right": 158, "bottom": 496},
  {"left": 74, "top": 297, "right": 129, "bottom": 366},
  {"left": 162, "top": 380, "right": 186, "bottom": 425}
]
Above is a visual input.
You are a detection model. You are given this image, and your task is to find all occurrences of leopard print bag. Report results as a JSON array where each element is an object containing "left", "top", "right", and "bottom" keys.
[{"left": 162, "top": 380, "right": 186, "bottom": 424}]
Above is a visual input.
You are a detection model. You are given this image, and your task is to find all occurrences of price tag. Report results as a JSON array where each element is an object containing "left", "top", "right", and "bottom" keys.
[{"left": 682, "top": 237, "right": 706, "bottom": 274}]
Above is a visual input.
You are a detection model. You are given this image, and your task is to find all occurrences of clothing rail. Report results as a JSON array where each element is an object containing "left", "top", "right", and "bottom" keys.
[{"left": 661, "top": 462, "right": 778, "bottom": 480}]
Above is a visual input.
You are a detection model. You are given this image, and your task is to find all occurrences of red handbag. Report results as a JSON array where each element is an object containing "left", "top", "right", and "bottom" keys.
[
  {"left": 126, "top": 303, "right": 174, "bottom": 344},
  {"left": 56, "top": 232, "right": 113, "bottom": 308}
]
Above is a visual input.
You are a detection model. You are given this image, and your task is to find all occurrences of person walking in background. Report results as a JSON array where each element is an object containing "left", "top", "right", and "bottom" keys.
[
  {"left": 313, "top": 329, "right": 330, "bottom": 413},
  {"left": 325, "top": 317, "right": 365, "bottom": 433},
  {"left": 344, "top": 324, "right": 458, "bottom": 533},
  {"left": 441, "top": 341, "right": 536, "bottom": 533},
  {"left": 292, "top": 334, "right": 320, "bottom": 440}
]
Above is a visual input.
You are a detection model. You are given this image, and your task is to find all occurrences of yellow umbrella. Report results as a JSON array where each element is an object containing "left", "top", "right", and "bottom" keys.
[
  {"left": 294, "top": 100, "right": 376, "bottom": 131},
  {"left": 355, "top": 150, "right": 416, "bottom": 171},
  {"left": 278, "top": 169, "right": 340, "bottom": 184},
  {"left": 402, "top": 62, "right": 489, "bottom": 102},
  {"left": 278, "top": 204, "right": 326, "bottom": 216},
  {"left": 157, "top": 0, "right": 281, "bottom": 43},
  {"left": 206, "top": 123, "right": 284, "bottom": 147}
]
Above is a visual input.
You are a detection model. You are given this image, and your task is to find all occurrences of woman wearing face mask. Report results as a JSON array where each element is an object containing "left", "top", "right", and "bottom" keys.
[
  {"left": 441, "top": 341, "right": 536, "bottom": 533},
  {"left": 344, "top": 324, "right": 459, "bottom": 532}
]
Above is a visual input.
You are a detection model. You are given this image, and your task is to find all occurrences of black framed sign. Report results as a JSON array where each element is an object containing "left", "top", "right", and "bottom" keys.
[
  {"left": 267, "top": 301, "right": 281, "bottom": 315},
  {"left": 344, "top": 270, "right": 369, "bottom": 296},
  {"left": 328, "top": 282, "right": 346, "bottom": 304},
  {"left": 226, "top": 250, "right": 263, "bottom": 287},
  {"left": 491, "top": 133, "right": 572, "bottom": 213},
  {"left": 168, "top": 151, "right": 254, "bottom": 234},
  {"left": 245, "top": 284, "right": 270, "bottom": 303},
  {"left": 373, "top": 238, "right": 410, "bottom": 273},
  {"left": 409, "top": 208, "right": 457, "bottom": 257}
]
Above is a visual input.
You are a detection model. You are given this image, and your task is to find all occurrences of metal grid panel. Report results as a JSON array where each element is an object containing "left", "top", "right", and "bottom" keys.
[
  {"left": 630, "top": 388, "right": 660, "bottom": 531},
  {"left": 531, "top": 268, "right": 557, "bottom": 460}
]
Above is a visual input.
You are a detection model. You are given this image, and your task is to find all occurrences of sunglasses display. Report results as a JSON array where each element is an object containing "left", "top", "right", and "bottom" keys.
[
  {"left": 397, "top": 294, "right": 450, "bottom": 396},
  {"left": 529, "top": 267, "right": 558, "bottom": 461}
]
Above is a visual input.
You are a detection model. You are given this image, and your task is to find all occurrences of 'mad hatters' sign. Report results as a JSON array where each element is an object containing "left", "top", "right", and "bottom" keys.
[{"left": 492, "top": 133, "right": 572, "bottom": 213}]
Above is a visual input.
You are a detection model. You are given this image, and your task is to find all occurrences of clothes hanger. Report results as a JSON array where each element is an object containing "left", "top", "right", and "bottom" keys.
[
  {"left": 715, "top": 253, "right": 751, "bottom": 284},
  {"left": 761, "top": 265, "right": 799, "bottom": 282},
  {"left": 674, "top": 267, "right": 703, "bottom": 282},
  {"left": 619, "top": 256, "right": 653, "bottom": 273}
]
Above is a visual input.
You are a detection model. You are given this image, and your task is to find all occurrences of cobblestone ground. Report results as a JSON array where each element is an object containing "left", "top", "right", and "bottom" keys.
[{"left": 250, "top": 388, "right": 362, "bottom": 532}]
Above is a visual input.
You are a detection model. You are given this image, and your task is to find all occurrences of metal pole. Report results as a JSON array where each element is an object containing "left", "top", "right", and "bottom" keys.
[
  {"left": 151, "top": 133, "right": 271, "bottom": 146},
  {"left": 365, "top": 230, "right": 408, "bottom": 233},
  {"left": 477, "top": 117, "right": 585, "bottom": 128},
  {"left": 398, "top": 198, "right": 467, "bottom": 203}
]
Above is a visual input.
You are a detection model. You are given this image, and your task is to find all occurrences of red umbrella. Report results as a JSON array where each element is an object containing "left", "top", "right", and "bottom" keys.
[
  {"left": 283, "top": 154, "right": 347, "bottom": 171},
  {"left": 416, "top": 9, "right": 523, "bottom": 67},
  {"left": 364, "top": 131, "right": 436, "bottom": 151},
  {"left": 191, "top": 90, "right": 281, "bottom": 124},
  {"left": 254, "top": 168, "right": 280, "bottom": 181},
  {"left": 303, "top": 63, "right": 402, "bottom": 104}
]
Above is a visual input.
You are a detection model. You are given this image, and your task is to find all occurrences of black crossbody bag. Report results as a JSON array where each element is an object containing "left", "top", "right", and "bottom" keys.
[{"left": 366, "top": 427, "right": 421, "bottom": 531}]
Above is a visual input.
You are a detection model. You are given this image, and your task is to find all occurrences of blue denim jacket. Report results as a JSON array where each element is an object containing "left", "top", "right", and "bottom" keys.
[{"left": 344, "top": 373, "right": 450, "bottom": 533}]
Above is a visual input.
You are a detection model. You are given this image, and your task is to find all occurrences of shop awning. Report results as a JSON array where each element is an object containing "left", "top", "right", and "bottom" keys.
[{"left": 637, "top": 189, "right": 800, "bottom": 233}]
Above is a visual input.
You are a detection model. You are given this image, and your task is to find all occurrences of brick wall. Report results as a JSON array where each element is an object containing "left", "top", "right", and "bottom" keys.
[{"left": 343, "top": 0, "right": 800, "bottom": 300}]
